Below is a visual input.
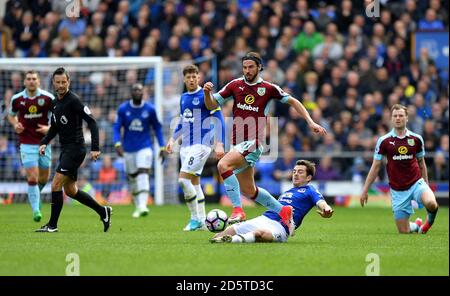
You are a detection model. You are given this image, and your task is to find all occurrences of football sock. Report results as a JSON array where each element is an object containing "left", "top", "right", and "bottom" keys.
[
  {"left": 409, "top": 222, "right": 419, "bottom": 233},
  {"left": 27, "top": 182, "right": 40, "bottom": 212},
  {"left": 48, "top": 191, "right": 63, "bottom": 227},
  {"left": 179, "top": 178, "right": 198, "bottom": 220},
  {"left": 136, "top": 173, "right": 150, "bottom": 210},
  {"left": 255, "top": 187, "right": 282, "bottom": 213},
  {"left": 38, "top": 182, "right": 46, "bottom": 192},
  {"left": 71, "top": 190, "right": 105, "bottom": 217},
  {"left": 194, "top": 184, "right": 206, "bottom": 222},
  {"left": 221, "top": 170, "right": 242, "bottom": 208},
  {"left": 231, "top": 233, "right": 255, "bottom": 243},
  {"left": 426, "top": 208, "right": 438, "bottom": 226}
]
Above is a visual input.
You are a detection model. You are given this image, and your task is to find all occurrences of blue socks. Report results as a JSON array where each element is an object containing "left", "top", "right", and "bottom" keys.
[
  {"left": 255, "top": 187, "right": 283, "bottom": 213},
  {"left": 28, "top": 184, "right": 40, "bottom": 212},
  {"left": 221, "top": 171, "right": 242, "bottom": 208}
]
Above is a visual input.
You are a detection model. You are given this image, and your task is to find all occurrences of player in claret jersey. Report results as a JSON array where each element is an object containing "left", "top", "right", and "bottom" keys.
[
  {"left": 7, "top": 70, "right": 54, "bottom": 222},
  {"left": 203, "top": 52, "right": 327, "bottom": 236},
  {"left": 360, "top": 104, "right": 439, "bottom": 234}
]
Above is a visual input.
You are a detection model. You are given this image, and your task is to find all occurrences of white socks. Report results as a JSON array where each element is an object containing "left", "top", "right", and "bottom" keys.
[
  {"left": 179, "top": 178, "right": 198, "bottom": 220},
  {"left": 231, "top": 232, "right": 256, "bottom": 243},
  {"left": 136, "top": 173, "right": 150, "bottom": 210},
  {"left": 194, "top": 184, "right": 206, "bottom": 222}
]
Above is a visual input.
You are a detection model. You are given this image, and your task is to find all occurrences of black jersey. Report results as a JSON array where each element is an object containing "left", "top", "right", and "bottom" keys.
[{"left": 41, "top": 90, "right": 99, "bottom": 151}]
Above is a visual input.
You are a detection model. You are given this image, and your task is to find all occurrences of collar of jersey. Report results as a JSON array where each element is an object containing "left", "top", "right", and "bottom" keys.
[
  {"left": 242, "top": 76, "right": 263, "bottom": 86},
  {"left": 22, "top": 88, "right": 42, "bottom": 99},
  {"left": 129, "top": 100, "right": 144, "bottom": 108},
  {"left": 391, "top": 128, "right": 411, "bottom": 139},
  {"left": 187, "top": 86, "right": 202, "bottom": 94}
]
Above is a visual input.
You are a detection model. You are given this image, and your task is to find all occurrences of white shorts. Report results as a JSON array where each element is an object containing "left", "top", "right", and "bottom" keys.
[
  {"left": 180, "top": 144, "right": 212, "bottom": 176},
  {"left": 124, "top": 148, "right": 153, "bottom": 174},
  {"left": 232, "top": 215, "right": 288, "bottom": 242}
]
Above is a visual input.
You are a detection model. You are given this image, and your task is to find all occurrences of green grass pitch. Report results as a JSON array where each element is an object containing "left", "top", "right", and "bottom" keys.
[{"left": 0, "top": 203, "right": 448, "bottom": 276}]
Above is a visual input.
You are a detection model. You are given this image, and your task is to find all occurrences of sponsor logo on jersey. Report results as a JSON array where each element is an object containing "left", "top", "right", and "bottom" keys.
[
  {"left": 257, "top": 87, "right": 266, "bottom": 96},
  {"left": 183, "top": 108, "right": 195, "bottom": 123},
  {"left": 24, "top": 105, "right": 43, "bottom": 119},
  {"left": 407, "top": 139, "right": 415, "bottom": 146},
  {"left": 129, "top": 118, "right": 143, "bottom": 131},
  {"left": 398, "top": 146, "right": 408, "bottom": 154},
  {"left": 28, "top": 105, "right": 37, "bottom": 113},
  {"left": 236, "top": 103, "right": 259, "bottom": 112},
  {"left": 60, "top": 115, "right": 68, "bottom": 125},
  {"left": 392, "top": 154, "right": 413, "bottom": 160},
  {"left": 38, "top": 98, "right": 45, "bottom": 106},
  {"left": 244, "top": 94, "right": 255, "bottom": 104}
]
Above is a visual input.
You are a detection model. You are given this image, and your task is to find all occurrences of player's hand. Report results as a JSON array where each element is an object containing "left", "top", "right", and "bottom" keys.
[
  {"left": 91, "top": 151, "right": 101, "bottom": 161},
  {"left": 115, "top": 144, "right": 124, "bottom": 157},
  {"left": 317, "top": 206, "right": 333, "bottom": 218},
  {"left": 203, "top": 82, "right": 214, "bottom": 94},
  {"left": 165, "top": 139, "right": 174, "bottom": 154},
  {"left": 39, "top": 145, "right": 46, "bottom": 155},
  {"left": 215, "top": 143, "right": 225, "bottom": 160},
  {"left": 36, "top": 124, "right": 50, "bottom": 134},
  {"left": 14, "top": 122, "right": 24, "bottom": 134},
  {"left": 159, "top": 147, "right": 168, "bottom": 164},
  {"left": 360, "top": 191, "right": 369, "bottom": 207},
  {"left": 308, "top": 122, "right": 327, "bottom": 136}
]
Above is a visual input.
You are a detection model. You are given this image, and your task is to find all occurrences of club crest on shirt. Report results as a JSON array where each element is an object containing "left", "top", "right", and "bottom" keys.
[
  {"left": 192, "top": 97, "right": 200, "bottom": 105},
  {"left": 38, "top": 98, "right": 45, "bottom": 106},
  {"left": 257, "top": 87, "right": 266, "bottom": 96},
  {"left": 407, "top": 139, "right": 415, "bottom": 146},
  {"left": 297, "top": 188, "right": 306, "bottom": 193},
  {"left": 142, "top": 111, "right": 149, "bottom": 118}
]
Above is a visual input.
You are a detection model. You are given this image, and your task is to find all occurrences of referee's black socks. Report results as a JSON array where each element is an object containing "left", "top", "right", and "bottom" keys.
[
  {"left": 72, "top": 190, "right": 105, "bottom": 218},
  {"left": 49, "top": 191, "right": 63, "bottom": 228}
]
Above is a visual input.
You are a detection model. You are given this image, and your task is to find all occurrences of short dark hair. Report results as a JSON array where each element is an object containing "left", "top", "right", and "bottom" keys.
[
  {"left": 183, "top": 64, "right": 199, "bottom": 76},
  {"left": 24, "top": 70, "right": 40, "bottom": 79},
  {"left": 242, "top": 51, "right": 264, "bottom": 70},
  {"left": 52, "top": 67, "right": 70, "bottom": 80},
  {"left": 295, "top": 159, "right": 316, "bottom": 178}
]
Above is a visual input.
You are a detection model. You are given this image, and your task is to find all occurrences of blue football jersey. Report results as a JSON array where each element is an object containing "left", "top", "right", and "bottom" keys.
[
  {"left": 113, "top": 100, "right": 165, "bottom": 152},
  {"left": 173, "top": 86, "right": 225, "bottom": 147},
  {"left": 263, "top": 184, "right": 324, "bottom": 231}
]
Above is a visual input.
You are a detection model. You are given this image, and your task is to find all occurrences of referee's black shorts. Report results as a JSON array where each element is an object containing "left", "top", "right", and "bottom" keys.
[{"left": 56, "top": 144, "right": 86, "bottom": 180}]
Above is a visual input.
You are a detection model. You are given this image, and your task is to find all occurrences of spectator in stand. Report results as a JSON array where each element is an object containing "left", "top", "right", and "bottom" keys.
[{"left": 315, "top": 155, "right": 340, "bottom": 181}]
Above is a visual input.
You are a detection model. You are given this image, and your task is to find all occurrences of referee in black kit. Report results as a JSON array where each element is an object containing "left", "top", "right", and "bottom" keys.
[{"left": 36, "top": 67, "right": 112, "bottom": 233}]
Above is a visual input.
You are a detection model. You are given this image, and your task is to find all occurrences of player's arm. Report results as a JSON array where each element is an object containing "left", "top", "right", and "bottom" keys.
[
  {"left": 167, "top": 103, "right": 183, "bottom": 154},
  {"left": 360, "top": 159, "right": 382, "bottom": 207},
  {"left": 316, "top": 200, "right": 333, "bottom": 218},
  {"left": 417, "top": 157, "right": 429, "bottom": 184},
  {"left": 286, "top": 97, "right": 326, "bottom": 135},
  {"left": 203, "top": 82, "right": 218, "bottom": 110},
  {"left": 211, "top": 107, "right": 225, "bottom": 159},
  {"left": 76, "top": 99, "right": 100, "bottom": 160},
  {"left": 113, "top": 108, "right": 125, "bottom": 157},
  {"left": 7, "top": 114, "right": 24, "bottom": 134}
]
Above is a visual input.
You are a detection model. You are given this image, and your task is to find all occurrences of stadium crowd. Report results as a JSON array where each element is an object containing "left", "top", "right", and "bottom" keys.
[{"left": 0, "top": 0, "right": 448, "bottom": 193}]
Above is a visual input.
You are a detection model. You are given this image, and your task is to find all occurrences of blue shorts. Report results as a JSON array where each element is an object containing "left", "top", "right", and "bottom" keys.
[
  {"left": 20, "top": 144, "right": 52, "bottom": 169},
  {"left": 390, "top": 178, "right": 428, "bottom": 220},
  {"left": 232, "top": 140, "right": 263, "bottom": 175}
]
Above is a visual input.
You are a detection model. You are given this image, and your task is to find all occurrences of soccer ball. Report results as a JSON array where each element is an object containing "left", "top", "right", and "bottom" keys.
[{"left": 205, "top": 209, "right": 228, "bottom": 233}]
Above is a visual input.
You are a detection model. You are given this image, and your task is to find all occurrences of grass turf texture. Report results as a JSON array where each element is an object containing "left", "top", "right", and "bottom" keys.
[{"left": 0, "top": 204, "right": 448, "bottom": 276}]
